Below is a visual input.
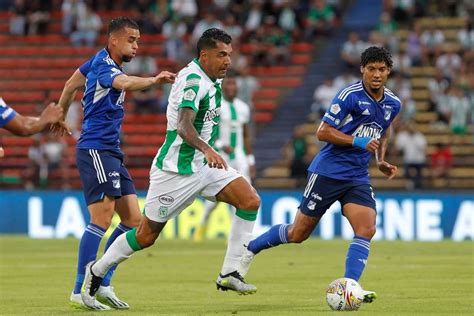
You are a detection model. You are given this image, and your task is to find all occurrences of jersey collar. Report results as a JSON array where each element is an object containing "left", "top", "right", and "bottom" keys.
[
  {"left": 104, "top": 48, "right": 123, "bottom": 70},
  {"left": 193, "top": 58, "right": 217, "bottom": 83},
  {"left": 361, "top": 81, "right": 386, "bottom": 104}
]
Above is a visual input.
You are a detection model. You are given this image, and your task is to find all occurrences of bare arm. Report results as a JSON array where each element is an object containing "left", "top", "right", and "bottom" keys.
[
  {"left": 316, "top": 121, "right": 379, "bottom": 152},
  {"left": 58, "top": 68, "right": 86, "bottom": 115},
  {"left": 112, "top": 71, "right": 176, "bottom": 91},
  {"left": 4, "top": 103, "right": 63, "bottom": 136},
  {"left": 376, "top": 126, "right": 398, "bottom": 179},
  {"left": 177, "top": 108, "right": 227, "bottom": 169}
]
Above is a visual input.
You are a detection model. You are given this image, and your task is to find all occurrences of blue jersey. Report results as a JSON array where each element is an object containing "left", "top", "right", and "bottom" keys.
[
  {"left": 77, "top": 48, "right": 126, "bottom": 149},
  {"left": 308, "top": 81, "right": 401, "bottom": 183},
  {"left": 0, "top": 97, "right": 17, "bottom": 128}
]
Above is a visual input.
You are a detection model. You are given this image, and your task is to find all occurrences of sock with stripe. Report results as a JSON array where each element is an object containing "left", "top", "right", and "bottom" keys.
[
  {"left": 247, "top": 224, "right": 289, "bottom": 255},
  {"left": 220, "top": 209, "right": 257, "bottom": 275},
  {"left": 92, "top": 228, "right": 141, "bottom": 277},
  {"left": 101, "top": 223, "right": 132, "bottom": 287},
  {"left": 344, "top": 236, "right": 371, "bottom": 281},
  {"left": 73, "top": 223, "right": 106, "bottom": 294}
]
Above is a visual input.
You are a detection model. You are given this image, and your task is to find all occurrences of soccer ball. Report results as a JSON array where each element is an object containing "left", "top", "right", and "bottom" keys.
[{"left": 325, "top": 278, "right": 364, "bottom": 311}]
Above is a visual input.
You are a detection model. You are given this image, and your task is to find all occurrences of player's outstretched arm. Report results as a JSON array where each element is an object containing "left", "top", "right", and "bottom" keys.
[
  {"left": 177, "top": 107, "right": 227, "bottom": 170},
  {"left": 376, "top": 126, "right": 397, "bottom": 179},
  {"left": 4, "top": 102, "right": 63, "bottom": 136},
  {"left": 316, "top": 121, "right": 380, "bottom": 152},
  {"left": 51, "top": 68, "right": 86, "bottom": 136},
  {"left": 112, "top": 71, "right": 176, "bottom": 91}
]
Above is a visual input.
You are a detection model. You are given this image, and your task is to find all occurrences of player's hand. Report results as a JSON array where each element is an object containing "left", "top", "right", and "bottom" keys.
[
  {"left": 204, "top": 147, "right": 228, "bottom": 170},
  {"left": 0, "top": 147, "right": 4, "bottom": 158},
  {"left": 365, "top": 139, "right": 380, "bottom": 153},
  {"left": 222, "top": 145, "right": 233, "bottom": 155},
  {"left": 50, "top": 120, "right": 72, "bottom": 137},
  {"left": 40, "top": 102, "right": 64, "bottom": 124},
  {"left": 155, "top": 71, "right": 176, "bottom": 85},
  {"left": 377, "top": 160, "right": 397, "bottom": 180}
]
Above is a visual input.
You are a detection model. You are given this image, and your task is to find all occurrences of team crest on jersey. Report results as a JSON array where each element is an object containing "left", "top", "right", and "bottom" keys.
[
  {"left": 112, "top": 179, "right": 121, "bottom": 189},
  {"left": 307, "top": 200, "right": 316, "bottom": 210},
  {"left": 204, "top": 108, "right": 220, "bottom": 125},
  {"left": 352, "top": 122, "right": 383, "bottom": 139},
  {"left": 384, "top": 109, "right": 392, "bottom": 120}
]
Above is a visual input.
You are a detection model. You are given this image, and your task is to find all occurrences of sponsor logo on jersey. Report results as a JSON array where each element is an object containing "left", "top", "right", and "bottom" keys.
[
  {"left": 358, "top": 100, "right": 371, "bottom": 106},
  {"left": 330, "top": 103, "right": 341, "bottom": 115},
  {"left": 324, "top": 113, "right": 335, "bottom": 121},
  {"left": 204, "top": 108, "right": 220, "bottom": 125},
  {"left": 159, "top": 195, "right": 175, "bottom": 205},
  {"left": 311, "top": 193, "right": 323, "bottom": 201},
  {"left": 352, "top": 122, "right": 383, "bottom": 139},
  {"left": 362, "top": 109, "right": 370, "bottom": 115},
  {"left": 108, "top": 171, "right": 119, "bottom": 177},
  {"left": 112, "top": 179, "right": 121, "bottom": 189}
]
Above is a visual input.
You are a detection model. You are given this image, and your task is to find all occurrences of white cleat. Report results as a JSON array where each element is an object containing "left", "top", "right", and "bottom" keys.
[
  {"left": 69, "top": 291, "right": 111, "bottom": 311},
  {"left": 216, "top": 271, "right": 257, "bottom": 295},
  {"left": 97, "top": 286, "right": 130, "bottom": 309},
  {"left": 239, "top": 247, "right": 255, "bottom": 278},
  {"left": 81, "top": 261, "right": 104, "bottom": 309},
  {"left": 362, "top": 290, "right": 377, "bottom": 303}
]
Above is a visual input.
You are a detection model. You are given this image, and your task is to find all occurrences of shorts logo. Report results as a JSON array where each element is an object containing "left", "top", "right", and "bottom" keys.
[
  {"left": 311, "top": 193, "right": 322, "bottom": 201},
  {"left": 159, "top": 195, "right": 174, "bottom": 205},
  {"left": 108, "top": 171, "right": 120, "bottom": 177},
  {"left": 112, "top": 179, "right": 121, "bottom": 189},
  {"left": 307, "top": 200, "right": 316, "bottom": 210},
  {"left": 159, "top": 206, "right": 168, "bottom": 217}
]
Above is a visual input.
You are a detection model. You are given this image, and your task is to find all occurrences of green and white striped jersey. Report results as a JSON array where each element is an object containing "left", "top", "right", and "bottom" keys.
[
  {"left": 218, "top": 97, "right": 250, "bottom": 162},
  {"left": 154, "top": 58, "right": 222, "bottom": 174}
]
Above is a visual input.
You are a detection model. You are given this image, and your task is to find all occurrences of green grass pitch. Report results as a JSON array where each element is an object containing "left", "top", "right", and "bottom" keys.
[{"left": 0, "top": 236, "right": 472, "bottom": 315}]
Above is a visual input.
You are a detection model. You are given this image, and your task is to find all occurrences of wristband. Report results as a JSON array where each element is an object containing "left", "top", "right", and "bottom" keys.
[
  {"left": 247, "top": 154, "right": 255, "bottom": 166},
  {"left": 352, "top": 137, "right": 372, "bottom": 150}
]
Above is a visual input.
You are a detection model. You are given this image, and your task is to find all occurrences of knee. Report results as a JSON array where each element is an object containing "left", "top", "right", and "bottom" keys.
[
  {"left": 239, "top": 193, "right": 261, "bottom": 211},
  {"left": 287, "top": 225, "right": 310, "bottom": 243},
  {"left": 355, "top": 225, "right": 376, "bottom": 240},
  {"left": 123, "top": 215, "right": 141, "bottom": 228}
]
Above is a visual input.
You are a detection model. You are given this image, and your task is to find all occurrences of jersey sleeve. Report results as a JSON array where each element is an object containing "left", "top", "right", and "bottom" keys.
[
  {"left": 322, "top": 93, "right": 355, "bottom": 128},
  {"left": 0, "top": 98, "right": 17, "bottom": 128},
  {"left": 178, "top": 73, "right": 202, "bottom": 112},
  {"left": 240, "top": 100, "right": 251, "bottom": 124},
  {"left": 79, "top": 58, "right": 93, "bottom": 77},
  {"left": 96, "top": 57, "right": 124, "bottom": 89}
]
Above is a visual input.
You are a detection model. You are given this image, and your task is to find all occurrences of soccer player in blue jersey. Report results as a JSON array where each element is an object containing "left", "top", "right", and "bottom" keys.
[
  {"left": 0, "top": 97, "right": 63, "bottom": 157},
  {"left": 239, "top": 46, "right": 400, "bottom": 304},
  {"left": 52, "top": 17, "right": 175, "bottom": 310}
]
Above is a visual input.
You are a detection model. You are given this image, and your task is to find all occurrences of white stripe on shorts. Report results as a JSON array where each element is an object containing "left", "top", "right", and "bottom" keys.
[
  {"left": 89, "top": 149, "right": 107, "bottom": 184},
  {"left": 303, "top": 173, "right": 318, "bottom": 198}
]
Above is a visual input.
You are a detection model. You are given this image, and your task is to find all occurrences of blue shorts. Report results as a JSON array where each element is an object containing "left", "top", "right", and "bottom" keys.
[
  {"left": 299, "top": 172, "right": 376, "bottom": 217},
  {"left": 76, "top": 148, "right": 136, "bottom": 205}
]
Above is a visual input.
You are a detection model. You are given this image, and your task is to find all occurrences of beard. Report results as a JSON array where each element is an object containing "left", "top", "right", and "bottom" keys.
[{"left": 122, "top": 55, "right": 133, "bottom": 62}]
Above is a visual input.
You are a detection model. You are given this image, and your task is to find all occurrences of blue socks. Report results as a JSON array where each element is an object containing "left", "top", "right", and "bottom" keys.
[
  {"left": 73, "top": 223, "right": 106, "bottom": 294},
  {"left": 248, "top": 224, "right": 289, "bottom": 255},
  {"left": 101, "top": 223, "right": 132, "bottom": 286},
  {"left": 344, "top": 236, "right": 371, "bottom": 281}
]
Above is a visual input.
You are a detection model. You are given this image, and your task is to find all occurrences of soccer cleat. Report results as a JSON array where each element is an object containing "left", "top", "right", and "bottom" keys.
[
  {"left": 97, "top": 286, "right": 130, "bottom": 309},
  {"left": 81, "top": 261, "right": 104, "bottom": 308},
  {"left": 239, "top": 247, "right": 255, "bottom": 278},
  {"left": 69, "top": 291, "right": 111, "bottom": 311},
  {"left": 192, "top": 224, "right": 207, "bottom": 242},
  {"left": 216, "top": 271, "right": 257, "bottom": 295},
  {"left": 362, "top": 290, "right": 377, "bottom": 303}
]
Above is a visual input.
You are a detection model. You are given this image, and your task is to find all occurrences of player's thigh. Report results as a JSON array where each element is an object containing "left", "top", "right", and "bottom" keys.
[
  {"left": 87, "top": 195, "right": 116, "bottom": 228},
  {"left": 203, "top": 166, "right": 260, "bottom": 210},
  {"left": 340, "top": 184, "right": 377, "bottom": 237},
  {"left": 115, "top": 194, "right": 141, "bottom": 227},
  {"left": 144, "top": 166, "right": 201, "bottom": 222}
]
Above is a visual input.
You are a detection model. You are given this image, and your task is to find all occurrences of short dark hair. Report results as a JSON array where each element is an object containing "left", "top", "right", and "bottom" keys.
[
  {"left": 360, "top": 46, "right": 393, "bottom": 68},
  {"left": 196, "top": 28, "right": 232, "bottom": 57},
  {"left": 108, "top": 17, "right": 139, "bottom": 34}
]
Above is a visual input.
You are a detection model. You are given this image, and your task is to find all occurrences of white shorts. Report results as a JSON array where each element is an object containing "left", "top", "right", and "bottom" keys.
[
  {"left": 228, "top": 158, "right": 251, "bottom": 183},
  {"left": 144, "top": 165, "right": 242, "bottom": 222}
]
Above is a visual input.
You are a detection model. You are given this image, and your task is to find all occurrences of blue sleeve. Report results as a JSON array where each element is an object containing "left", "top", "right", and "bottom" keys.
[
  {"left": 96, "top": 58, "right": 124, "bottom": 88},
  {"left": 321, "top": 93, "right": 354, "bottom": 128},
  {"left": 79, "top": 58, "right": 93, "bottom": 76},
  {"left": 0, "top": 98, "right": 17, "bottom": 128}
]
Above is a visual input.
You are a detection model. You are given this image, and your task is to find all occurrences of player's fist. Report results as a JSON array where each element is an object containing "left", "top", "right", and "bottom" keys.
[
  {"left": 377, "top": 160, "right": 397, "bottom": 179},
  {"left": 203, "top": 146, "right": 228, "bottom": 170},
  {"left": 40, "top": 102, "right": 64, "bottom": 124},
  {"left": 366, "top": 139, "right": 380, "bottom": 152},
  {"left": 155, "top": 71, "right": 176, "bottom": 84}
]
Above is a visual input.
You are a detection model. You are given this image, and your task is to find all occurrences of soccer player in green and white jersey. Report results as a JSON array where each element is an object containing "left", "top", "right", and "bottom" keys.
[
  {"left": 193, "top": 69, "right": 256, "bottom": 242},
  {"left": 81, "top": 28, "right": 260, "bottom": 308}
]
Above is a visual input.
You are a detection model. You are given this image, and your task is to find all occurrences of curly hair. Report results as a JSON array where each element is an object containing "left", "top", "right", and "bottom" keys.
[
  {"left": 360, "top": 46, "right": 393, "bottom": 68},
  {"left": 196, "top": 28, "right": 232, "bottom": 57}
]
